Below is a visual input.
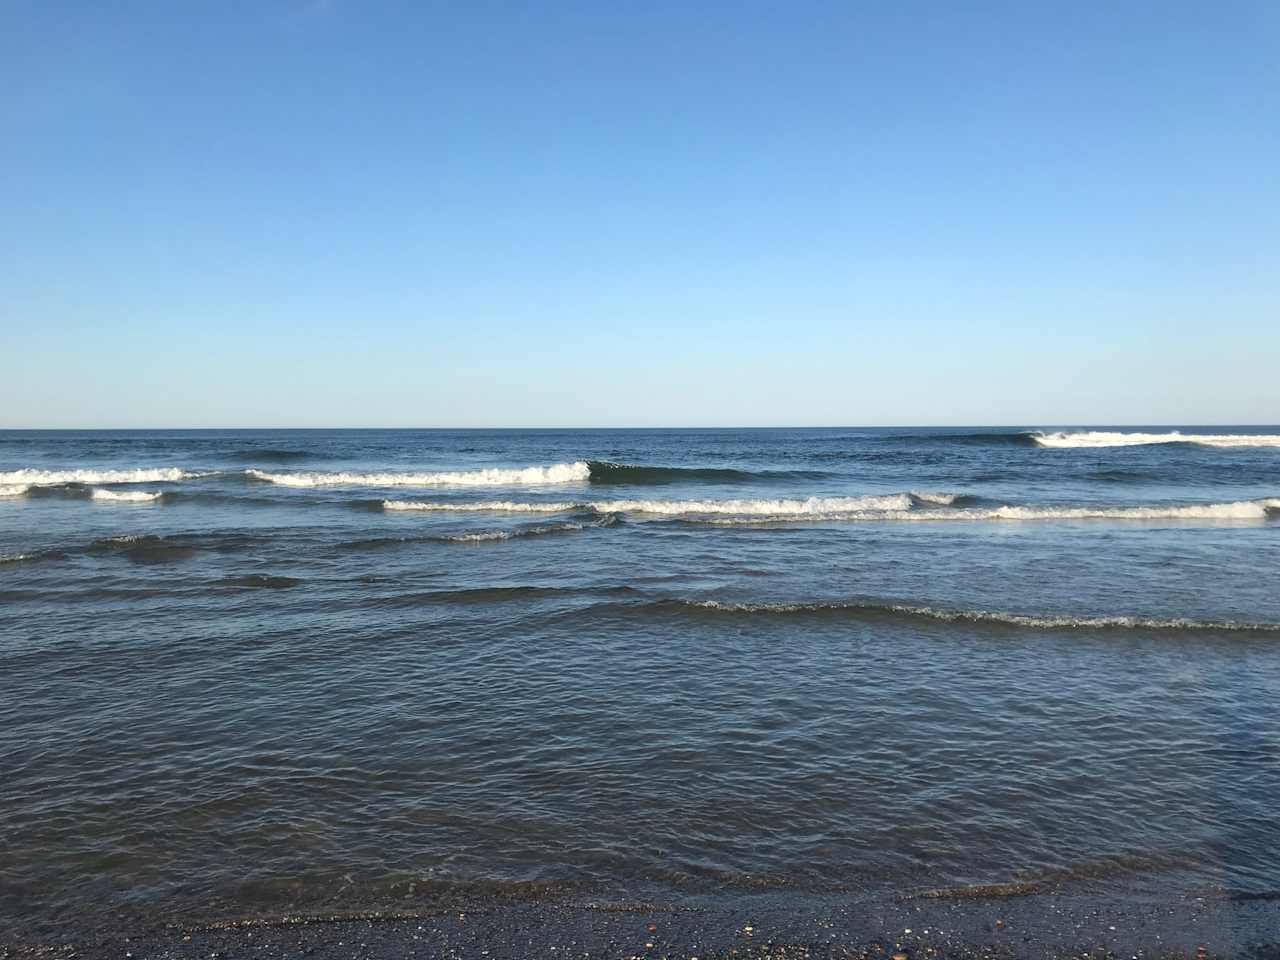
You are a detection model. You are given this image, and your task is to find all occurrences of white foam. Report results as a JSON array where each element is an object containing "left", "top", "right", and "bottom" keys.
[
  {"left": 587, "top": 494, "right": 917, "bottom": 515},
  {"left": 0, "top": 483, "right": 30, "bottom": 498},
  {"left": 981, "top": 501, "right": 1270, "bottom": 520},
  {"left": 910, "top": 491, "right": 962, "bottom": 505},
  {"left": 1033, "top": 431, "right": 1280, "bottom": 449},
  {"left": 0, "top": 468, "right": 200, "bottom": 485},
  {"left": 688, "top": 600, "right": 1278, "bottom": 632},
  {"left": 384, "top": 499, "right": 578, "bottom": 513},
  {"left": 91, "top": 488, "right": 163, "bottom": 503},
  {"left": 379, "top": 493, "right": 1277, "bottom": 522},
  {"left": 701, "top": 499, "right": 1274, "bottom": 524},
  {"left": 249, "top": 462, "right": 591, "bottom": 488}
]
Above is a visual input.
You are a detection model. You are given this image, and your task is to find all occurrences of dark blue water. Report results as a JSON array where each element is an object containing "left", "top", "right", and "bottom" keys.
[{"left": 2, "top": 427, "right": 1279, "bottom": 934}]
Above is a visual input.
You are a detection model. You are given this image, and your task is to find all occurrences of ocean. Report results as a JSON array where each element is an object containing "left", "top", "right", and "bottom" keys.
[{"left": 2, "top": 427, "right": 1279, "bottom": 943}]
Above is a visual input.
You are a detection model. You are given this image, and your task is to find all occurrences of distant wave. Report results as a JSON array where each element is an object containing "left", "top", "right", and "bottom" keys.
[
  {"left": 90, "top": 488, "right": 163, "bottom": 503},
  {"left": 229, "top": 449, "right": 311, "bottom": 462},
  {"left": 882, "top": 431, "right": 1040, "bottom": 447},
  {"left": 0, "top": 468, "right": 203, "bottom": 485},
  {"left": 247, "top": 462, "right": 591, "bottom": 487},
  {"left": 679, "top": 599, "right": 1280, "bottom": 633},
  {"left": 585, "top": 460, "right": 827, "bottom": 484},
  {"left": 0, "top": 483, "right": 30, "bottom": 498},
  {"left": 1033, "top": 431, "right": 1280, "bottom": 449}
]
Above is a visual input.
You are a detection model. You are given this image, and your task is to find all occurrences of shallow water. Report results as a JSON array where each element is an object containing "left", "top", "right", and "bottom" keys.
[{"left": 2, "top": 427, "right": 1279, "bottom": 933}]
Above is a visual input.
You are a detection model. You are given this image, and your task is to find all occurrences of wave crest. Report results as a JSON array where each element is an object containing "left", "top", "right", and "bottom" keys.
[
  {"left": 443, "top": 520, "right": 602, "bottom": 543},
  {"left": 1034, "top": 431, "right": 1280, "bottom": 449},
  {"left": 585, "top": 460, "right": 826, "bottom": 484},
  {"left": 589, "top": 494, "right": 920, "bottom": 515},
  {"left": 0, "top": 483, "right": 30, "bottom": 498},
  {"left": 90, "top": 489, "right": 163, "bottom": 503},
  {"left": 383, "top": 500, "right": 578, "bottom": 513},
  {"left": 247, "top": 462, "right": 591, "bottom": 488},
  {"left": 0, "top": 468, "right": 201, "bottom": 485},
  {"left": 684, "top": 599, "right": 1280, "bottom": 633},
  {"left": 379, "top": 493, "right": 1275, "bottom": 522},
  {"left": 697, "top": 499, "right": 1277, "bottom": 524}
]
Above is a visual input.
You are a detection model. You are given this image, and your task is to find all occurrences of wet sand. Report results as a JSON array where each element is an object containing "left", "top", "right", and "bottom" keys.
[{"left": 5, "top": 884, "right": 1278, "bottom": 959}]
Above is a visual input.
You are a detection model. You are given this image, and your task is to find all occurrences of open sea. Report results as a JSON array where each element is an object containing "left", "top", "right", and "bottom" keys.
[{"left": 2, "top": 427, "right": 1279, "bottom": 939}]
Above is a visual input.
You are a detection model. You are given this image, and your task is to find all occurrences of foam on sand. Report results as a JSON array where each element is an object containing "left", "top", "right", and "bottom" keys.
[{"left": 248, "top": 462, "right": 591, "bottom": 487}]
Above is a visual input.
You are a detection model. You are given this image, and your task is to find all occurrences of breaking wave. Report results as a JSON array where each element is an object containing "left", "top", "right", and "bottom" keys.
[
  {"left": 383, "top": 493, "right": 959, "bottom": 516},
  {"left": 0, "top": 483, "right": 30, "bottom": 498},
  {"left": 383, "top": 500, "right": 579, "bottom": 513},
  {"left": 247, "top": 462, "right": 591, "bottom": 487},
  {"left": 883, "top": 431, "right": 1040, "bottom": 447},
  {"left": 679, "top": 599, "right": 1280, "bottom": 633},
  {"left": 590, "top": 493, "right": 923, "bottom": 515},
  {"left": 90, "top": 488, "right": 163, "bottom": 503},
  {"left": 699, "top": 500, "right": 1277, "bottom": 523},
  {"left": 584, "top": 460, "right": 827, "bottom": 484},
  {"left": 1033, "top": 431, "right": 1280, "bottom": 449},
  {"left": 0, "top": 468, "right": 203, "bottom": 485},
  {"left": 381, "top": 493, "right": 1276, "bottom": 522}
]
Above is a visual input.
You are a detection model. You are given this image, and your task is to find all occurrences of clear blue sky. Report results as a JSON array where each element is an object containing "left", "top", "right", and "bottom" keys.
[{"left": 2, "top": 1, "right": 1277, "bottom": 427}]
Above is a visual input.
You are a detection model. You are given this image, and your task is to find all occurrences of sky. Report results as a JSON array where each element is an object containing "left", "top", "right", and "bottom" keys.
[{"left": 1, "top": 1, "right": 1277, "bottom": 428}]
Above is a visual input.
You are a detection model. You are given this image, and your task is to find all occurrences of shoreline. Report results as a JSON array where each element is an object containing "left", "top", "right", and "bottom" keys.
[{"left": 6, "top": 884, "right": 1278, "bottom": 959}]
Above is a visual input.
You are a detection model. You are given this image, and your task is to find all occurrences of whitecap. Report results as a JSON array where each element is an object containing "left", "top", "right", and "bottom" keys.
[
  {"left": 384, "top": 499, "right": 579, "bottom": 512},
  {"left": 1033, "top": 431, "right": 1280, "bottom": 449},
  {"left": 248, "top": 462, "right": 591, "bottom": 487},
  {"left": 90, "top": 489, "right": 163, "bottom": 503},
  {"left": 0, "top": 468, "right": 202, "bottom": 485}
]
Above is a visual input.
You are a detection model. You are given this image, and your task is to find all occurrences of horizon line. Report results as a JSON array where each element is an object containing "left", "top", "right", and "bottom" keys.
[{"left": 2, "top": 423, "right": 1279, "bottom": 432}]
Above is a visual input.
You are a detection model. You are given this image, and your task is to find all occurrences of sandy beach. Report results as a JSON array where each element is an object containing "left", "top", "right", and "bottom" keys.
[{"left": 6, "top": 881, "right": 1280, "bottom": 960}]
